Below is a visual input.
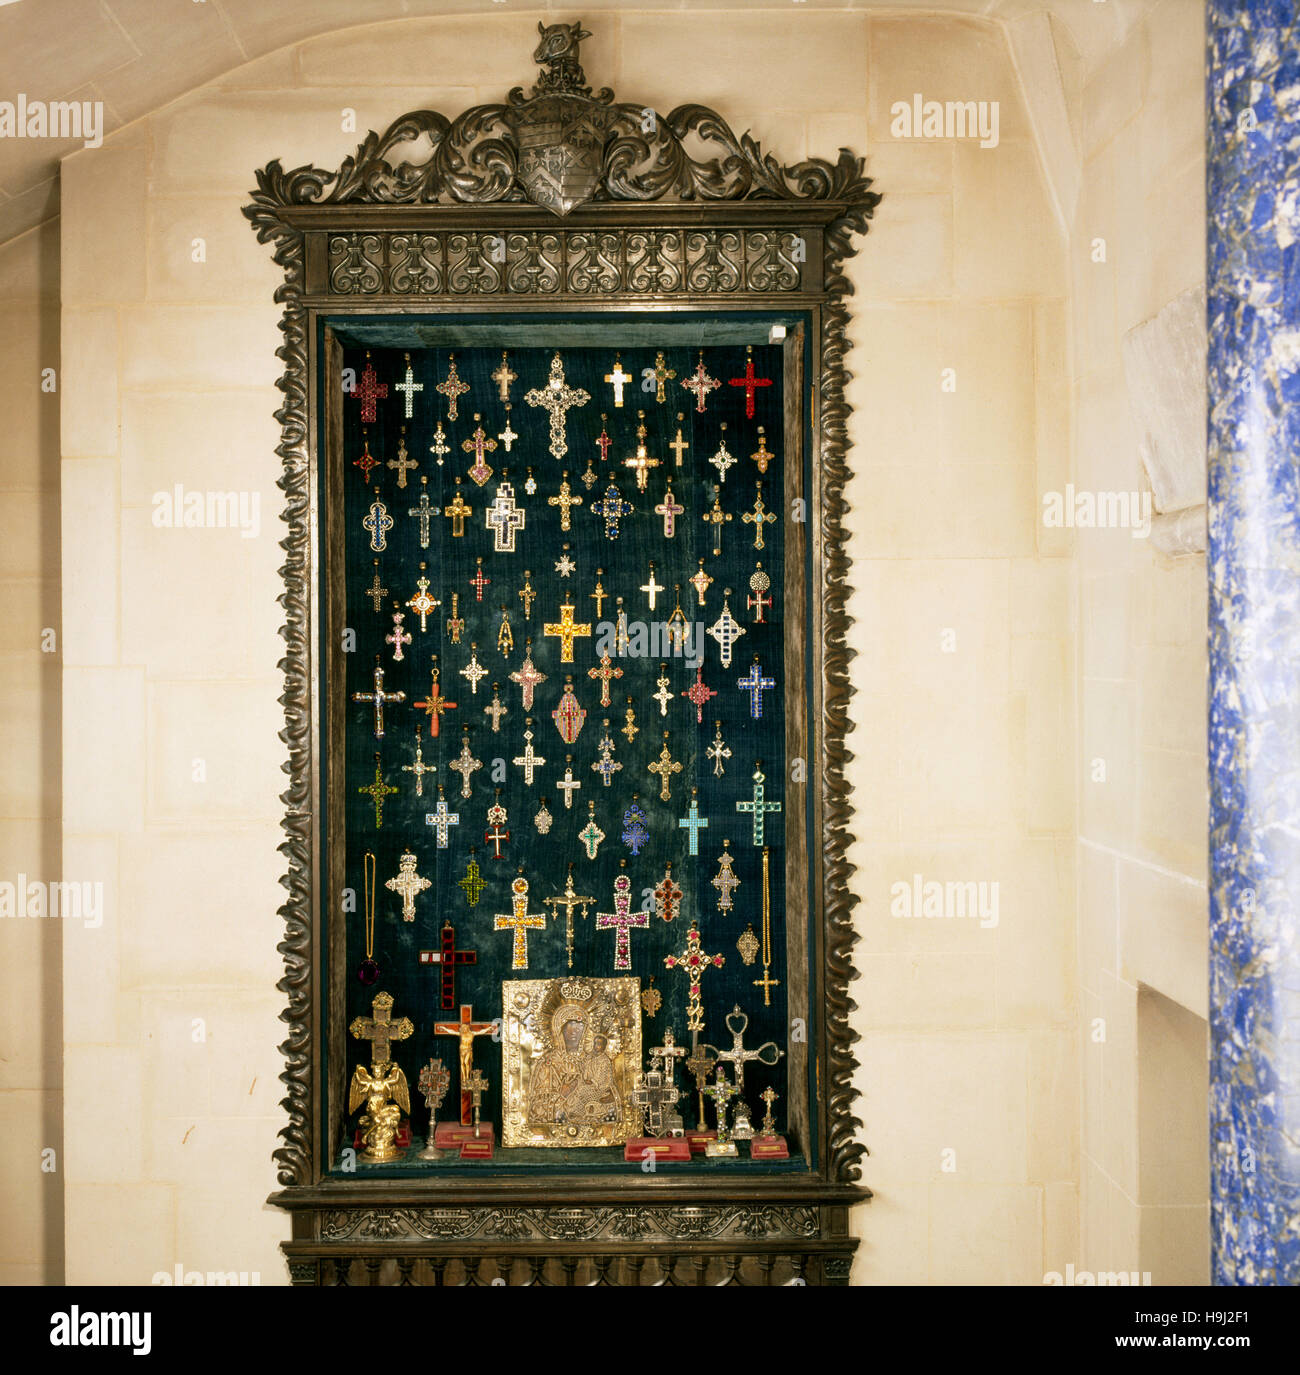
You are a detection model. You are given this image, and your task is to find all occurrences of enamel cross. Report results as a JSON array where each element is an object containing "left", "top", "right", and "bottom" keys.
[
  {"left": 494, "top": 874, "right": 546, "bottom": 970},
  {"left": 742, "top": 483, "right": 777, "bottom": 550},
  {"left": 728, "top": 345, "right": 772, "bottom": 418},
  {"left": 413, "top": 663, "right": 456, "bottom": 738},
  {"left": 353, "top": 435, "right": 380, "bottom": 482},
  {"left": 689, "top": 558, "right": 714, "bottom": 606},
  {"left": 605, "top": 354, "right": 631, "bottom": 407},
  {"left": 579, "top": 800, "right": 605, "bottom": 859},
  {"left": 711, "top": 839, "right": 741, "bottom": 910},
  {"left": 406, "top": 567, "right": 440, "bottom": 631},
  {"left": 708, "top": 423, "right": 737, "bottom": 483},
  {"left": 484, "top": 798, "right": 510, "bottom": 859},
  {"left": 419, "top": 921, "right": 477, "bottom": 1011},
  {"left": 445, "top": 594, "right": 465, "bottom": 644},
  {"left": 684, "top": 664, "right": 718, "bottom": 722},
  {"left": 425, "top": 786, "right": 461, "bottom": 848},
  {"left": 647, "top": 732, "right": 682, "bottom": 801},
  {"left": 664, "top": 920, "right": 725, "bottom": 1032},
  {"left": 363, "top": 496, "right": 393, "bottom": 552},
  {"left": 459, "top": 643, "right": 488, "bottom": 695},
  {"left": 457, "top": 853, "right": 486, "bottom": 908},
  {"left": 677, "top": 788, "right": 709, "bottom": 855},
  {"left": 552, "top": 681, "right": 587, "bottom": 747},
  {"left": 622, "top": 798, "right": 649, "bottom": 855},
  {"left": 352, "top": 659, "right": 406, "bottom": 738},
  {"left": 525, "top": 351, "right": 590, "bottom": 460},
  {"left": 751, "top": 426, "right": 773, "bottom": 474},
  {"left": 596, "top": 870, "right": 649, "bottom": 970},
  {"left": 469, "top": 558, "right": 491, "bottom": 602},
  {"left": 587, "top": 651, "right": 623, "bottom": 707},
  {"left": 385, "top": 610, "right": 411, "bottom": 662},
  {"left": 747, "top": 563, "right": 772, "bottom": 622},
  {"left": 435, "top": 353, "right": 469, "bottom": 421},
  {"left": 651, "top": 352, "right": 677, "bottom": 403}
]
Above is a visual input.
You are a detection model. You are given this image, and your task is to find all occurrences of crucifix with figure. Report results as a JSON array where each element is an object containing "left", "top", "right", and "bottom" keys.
[
  {"left": 432, "top": 1004, "right": 495, "bottom": 1126},
  {"left": 543, "top": 864, "right": 595, "bottom": 970}
]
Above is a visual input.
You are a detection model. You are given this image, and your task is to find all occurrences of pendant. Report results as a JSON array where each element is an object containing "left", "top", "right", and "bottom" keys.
[{"left": 357, "top": 957, "right": 380, "bottom": 987}]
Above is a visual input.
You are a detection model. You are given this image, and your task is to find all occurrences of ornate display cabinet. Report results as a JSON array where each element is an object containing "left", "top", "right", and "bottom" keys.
[{"left": 246, "top": 22, "right": 878, "bottom": 1286}]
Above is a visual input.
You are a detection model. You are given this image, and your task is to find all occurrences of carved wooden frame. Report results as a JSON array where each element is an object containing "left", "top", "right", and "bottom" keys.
[{"left": 245, "top": 23, "right": 878, "bottom": 1286}]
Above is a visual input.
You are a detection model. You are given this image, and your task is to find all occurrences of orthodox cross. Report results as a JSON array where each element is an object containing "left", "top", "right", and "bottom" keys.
[
  {"left": 669, "top": 414, "right": 689, "bottom": 466},
  {"left": 424, "top": 786, "right": 461, "bottom": 849},
  {"left": 385, "top": 609, "right": 411, "bottom": 662},
  {"left": 605, "top": 354, "right": 631, "bottom": 406},
  {"left": 651, "top": 1027, "right": 687, "bottom": 1088},
  {"left": 449, "top": 728, "right": 483, "bottom": 798},
  {"left": 701, "top": 490, "right": 731, "bottom": 556},
  {"left": 587, "top": 651, "right": 622, "bottom": 707},
  {"left": 736, "top": 764, "right": 782, "bottom": 845},
  {"left": 494, "top": 874, "right": 546, "bottom": 970},
  {"left": 445, "top": 594, "right": 465, "bottom": 644},
  {"left": 485, "top": 480, "right": 525, "bottom": 552},
  {"left": 737, "top": 657, "right": 776, "bottom": 719},
  {"left": 652, "top": 666, "right": 674, "bottom": 717},
  {"left": 387, "top": 427, "right": 418, "bottom": 487},
  {"left": 579, "top": 801, "right": 605, "bottom": 859},
  {"left": 349, "top": 990, "right": 413, "bottom": 1066},
  {"left": 684, "top": 1041, "right": 718, "bottom": 1129},
  {"left": 677, "top": 788, "right": 710, "bottom": 855},
  {"left": 435, "top": 353, "right": 469, "bottom": 421},
  {"left": 509, "top": 638, "right": 547, "bottom": 710},
  {"left": 707, "top": 1004, "right": 783, "bottom": 1092},
  {"left": 512, "top": 722, "right": 546, "bottom": 786},
  {"left": 498, "top": 407, "right": 518, "bottom": 452},
  {"left": 681, "top": 351, "right": 720, "bottom": 412},
  {"left": 742, "top": 483, "right": 777, "bottom": 550},
  {"left": 443, "top": 479, "right": 472, "bottom": 538},
  {"left": 364, "top": 562, "right": 388, "bottom": 613},
  {"left": 704, "top": 1069, "right": 739, "bottom": 1141},
  {"left": 633, "top": 1069, "right": 677, "bottom": 1138},
  {"left": 689, "top": 557, "right": 714, "bottom": 606},
  {"left": 414, "top": 662, "right": 456, "bottom": 738},
  {"left": 728, "top": 345, "right": 772, "bottom": 418},
  {"left": 457, "top": 851, "right": 486, "bottom": 908},
  {"left": 518, "top": 571, "right": 537, "bottom": 619},
  {"left": 711, "top": 840, "right": 741, "bottom": 910},
  {"left": 525, "top": 351, "right": 590, "bottom": 460},
  {"left": 552, "top": 678, "right": 587, "bottom": 744},
  {"left": 469, "top": 557, "right": 491, "bottom": 603},
  {"left": 623, "top": 413, "right": 659, "bottom": 491},
  {"left": 491, "top": 350, "right": 517, "bottom": 402},
  {"left": 648, "top": 733, "right": 682, "bottom": 802},
  {"left": 543, "top": 600, "right": 592, "bottom": 663},
  {"left": 622, "top": 798, "right": 649, "bottom": 855},
  {"left": 401, "top": 723, "right": 435, "bottom": 797},
  {"left": 591, "top": 729, "right": 621, "bottom": 787},
  {"left": 358, "top": 753, "right": 398, "bottom": 828},
  {"left": 641, "top": 562, "right": 665, "bottom": 611},
  {"left": 556, "top": 755, "right": 582, "bottom": 809},
  {"left": 651, "top": 351, "right": 677, "bottom": 403},
  {"left": 462, "top": 413, "right": 497, "bottom": 486},
  {"left": 430, "top": 419, "right": 451, "bottom": 465},
  {"left": 664, "top": 920, "right": 725, "bottom": 1032},
  {"left": 547, "top": 472, "right": 582, "bottom": 531},
  {"left": 596, "top": 869, "right": 649, "bottom": 971},
  {"left": 706, "top": 591, "right": 746, "bottom": 667},
  {"left": 408, "top": 480, "right": 435, "bottom": 547},
  {"left": 385, "top": 848, "right": 430, "bottom": 922},
  {"left": 363, "top": 494, "right": 393, "bottom": 552},
  {"left": 654, "top": 485, "right": 684, "bottom": 538},
  {"left": 590, "top": 571, "right": 608, "bottom": 618},
  {"left": 418, "top": 1059, "right": 451, "bottom": 1121},
  {"left": 653, "top": 861, "right": 683, "bottom": 923},
  {"left": 707, "top": 720, "right": 731, "bottom": 777},
  {"left": 352, "top": 659, "right": 405, "bottom": 738},
  {"left": 484, "top": 797, "right": 510, "bottom": 859},
  {"left": 465, "top": 1067, "right": 489, "bottom": 1135},
  {"left": 432, "top": 1004, "right": 495, "bottom": 1125},
  {"left": 708, "top": 423, "right": 737, "bottom": 483},
  {"left": 747, "top": 562, "right": 773, "bottom": 623},
  {"left": 406, "top": 566, "right": 440, "bottom": 631},
  {"left": 590, "top": 478, "right": 634, "bottom": 540},
  {"left": 751, "top": 426, "right": 773, "bottom": 474},
  {"left": 459, "top": 643, "right": 488, "bottom": 696},
  {"left": 353, "top": 434, "right": 380, "bottom": 482},
  {"left": 543, "top": 864, "right": 595, "bottom": 970},
  {"left": 685, "top": 665, "right": 718, "bottom": 723},
  {"left": 352, "top": 354, "right": 388, "bottom": 424},
  {"left": 484, "top": 683, "right": 508, "bottom": 733}
]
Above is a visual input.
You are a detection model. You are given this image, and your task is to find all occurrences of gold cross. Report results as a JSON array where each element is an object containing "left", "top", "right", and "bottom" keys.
[
  {"left": 349, "top": 991, "right": 414, "bottom": 1065},
  {"left": 652, "top": 352, "right": 677, "bottom": 403},
  {"left": 623, "top": 412, "right": 659, "bottom": 491},
  {"left": 547, "top": 472, "right": 582, "bottom": 531},
  {"left": 494, "top": 874, "right": 546, "bottom": 969},
  {"left": 742, "top": 483, "right": 777, "bottom": 550},
  {"left": 491, "top": 350, "right": 517, "bottom": 402},
  {"left": 669, "top": 414, "right": 689, "bottom": 465},
  {"left": 443, "top": 480, "right": 472, "bottom": 537},
  {"left": 387, "top": 427, "right": 418, "bottom": 488},
  {"left": 543, "top": 599, "right": 592, "bottom": 663},
  {"left": 702, "top": 492, "right": 732, "bottom": 556},
  {"left": 605, "top": 353, "right": 632, "bottom": 406},
  {"left": 647, "top": 733, "right": 682, "bottom": 801},
  {"left": 542, "top": 865, "right": 595, "bottom": 970},
  {"left": 436, "top": 353, "right": 470, "bottom": 421},
  {"left": 525, "top": 351, "right": 591, "bottom": 460}
]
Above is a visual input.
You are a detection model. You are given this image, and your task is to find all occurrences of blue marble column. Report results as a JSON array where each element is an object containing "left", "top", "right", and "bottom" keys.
[{"left": 1207, "top": 1, "right": 1300, "bottom": 1286}]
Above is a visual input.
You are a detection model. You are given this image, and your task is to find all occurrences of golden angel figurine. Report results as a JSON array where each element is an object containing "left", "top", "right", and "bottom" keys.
[{"left": 349, "top": 1060, "right": 410, "bottom": 1163}]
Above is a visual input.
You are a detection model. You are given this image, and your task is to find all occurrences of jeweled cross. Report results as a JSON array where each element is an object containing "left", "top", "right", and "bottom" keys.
[
  {"left": 707, "top": 1004, "right": 783, "bottom": 1092},
  {"left": 512, "top": 726, "right": 546, "bottom": 786},
  {"left": 449, "top": 731, "right": 482, "bottom": 798},
  {"left": 742, "top": 484, "right": 777, "bottom": 550},
  {"left": 469, "top": 558, "right": 491, "bottom": 603},
  {"left": 590, "top": 479, "right": 634, "bottom": 540},
  {"left": 494, "top": 875, "right": 546, "bottom": 970},
  {"left": 654, "top": 485, "right": 684, "bottom": 538},
  {"left": 430, "top": 419, "right": 451, "bottom": 465},
  {"left": 708, "top": 424, "right": 737, "bottom": 483},
  {"left": 707, "top": 592, "right": 746, "bottom": 667},
  {"left": 525, "top": 351, "right": 590, "bottom": 460},
  {"left": 353, "top": 435, "right": 380, "bottom": 482},
  {"left": 596, "top": 872, "right": 649, "bottom": 971},
  {"left": 677, "top": 789, "right": 710, "bottom": 855},
  {"left": 751, "top": 426, "right": 773, "bottom": 474},
  {"left": 547, "top": 472, "right": 582, "bottom": 531},
  {"left": 457, "top": 854, "right": 486, "bottom": 908},
  {"left": 401, "top": 724, "right": 435, "bottom": 797},
  {"left": 704, "top": 1069, "right": 739, "bottom": 1141},
  {"left": 664, "top": 920, "right": 725, "bottom": 1032},
  {"left": 591, "top": 731, "right": 621, "bottom": 787},
  {"left": 394, "top": 354, "right": 423, "bottom": 417},
  {"left": 689, "top": 558, "right": 714, "bottom": 606},
  {"left": 443, "top": 483, "right": 472, "bottom": 538},
  {"left": 622, "top": 799, "right": 649, "bottom": 855},
  {"left": 406, "top": 570, "right": 440, "bottom": 631},
  {"left": 484, "top": 683, "right": 507, "bottom": 733},
  {"left": 737, "top": 657, "right": 776, "bottom": 719},
  {"left": 653, "top": 861, "right": 683, "bottom": 923},
  {"left": 707, "top": 721, "right": 731, "bottom": 777},
  {"left": 605, "top": 354, "right": 631, "bottom": 406},
  {"left": 358, "top": 754, "right": 398, "bottom": 828},
  {"left": 408, "top": 483, "right": 435, "bottom": 547},
  {"left": 485, "top": 480, "right": 525, "bottom": 552},
  {"left": 648, "top": 734, "right": 682, "bottom": 802},
  {"left": 651, "top": 351, "right": 677, "bottom": 403},
  {"left": 425, "top": 787, "right": 461, "bottom": 849},
  {"left": 349, "top": 991, "right": 413, "bottom": 1066},
  {"left": 386, "top": 610, "right": 412, "bottom": 662},
  {"left": 387, "top": 430, "right": 418, "bottom": 488},
  {"left": 556, "top": 756, "right": 582, "bottom": 809},
  {"left": 623, "top": 413, "right": 659, "bottom": 492},
  {"left": 445, "top": 594, "right": 465, "bottom": 644},
  {"left": 432, "top": 1004, "right": 495, "bottom": 1125},
  {"left": 435, "top": 354, "right": 469, "bottom": 421},
  {"left": 385, "top": 848, "right": 431, "bottom": 922},
  {"left": 587, "top": 652, "right": 622, "bottom": 707},
  {"left": 736, "top": 765, "right": 782, "bottom": 845},
  {"left": 747, "top": 563, "right": 772, "bottom": 623},
  {"left": 669, "top": 415, "right": 689, "bottom": 466},
  {"left": 685, "top": 665, "right": 718, "bottom": 723},
  {"left": 543, "top": 600, "right": 592, "bottom": 664},
  {"left": 579, "top": 802, "right": 605, "bottom": 859},
  {"left": 365, "top": 564, "right": 388, "bottom": 613},
  {"left": 414, "top": 664, "right": 456, "bottom": 738},
  {"left": 463, "top": 414, "right": 497, "bottom": 486},
  {"left": 543, "top": 865, "right": 595, "bottom": 970},
  {"left": 363, "top": 497, "right": 393, "bottom": 552},
  {"left": 702, "top": 492, "right": 731, "bottom": 556},
  {"left": 641, "top": 562, "right": 665, "bottom": 611},
  {"left": 728, "top": 346, "right": 772, "bottom": 418},
  {"left": 498, "top": 408, "right": 518, "bottom": 452},
  {"left": 352, "top": 355, "right": 388, "bottom": 424},
  {"left": 484, "top": 819, "right": 510, "bottom": 860},
  {"left": 652, "top": 667, "right": 674, "bottom": 716},
  {"left": 352, "top": 659, "right": 405, "bottom": 738},
  {"left": 684, "top": 1042, "right": 718, "bottom": 1129},
  {"left": 509, "top": 639, "right": 547, "bottom": 710},
  {"left": 681, "top": 352, "right": 720, "bottom": 412},
  {"left": 711, "top": 840, "right": 741, "bottom": 910},
  {"left": 492, "top": 351, "right": 517, "bottom": 402},
  {"left": 419, "top": 922, "right": 478, "bottom": 1012},
  {"left": 595, "top": 415, "right": 612, "bottom": 465},
  {"left": 651, "top": 1027, "right": 687, "bottom": 1087}
]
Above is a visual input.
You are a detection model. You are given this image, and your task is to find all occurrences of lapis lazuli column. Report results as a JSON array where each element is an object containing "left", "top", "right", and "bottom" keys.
[{"left": 1207, "top": 2, "right": 1300, "bottom": 1286}]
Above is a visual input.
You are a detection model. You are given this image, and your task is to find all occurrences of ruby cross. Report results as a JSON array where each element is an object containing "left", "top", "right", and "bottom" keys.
[
  {"left": 664, "top": 920, "right": 724, "bottom": 1032},
  {"left": 595, "top": 873, "right": 650, "bottom": 970},
  {"left": 352, "top": 355, "right": 388, "bottom": 424},
  {"left": 728, "top": 345, "right": 772, "bottom": 418}
]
